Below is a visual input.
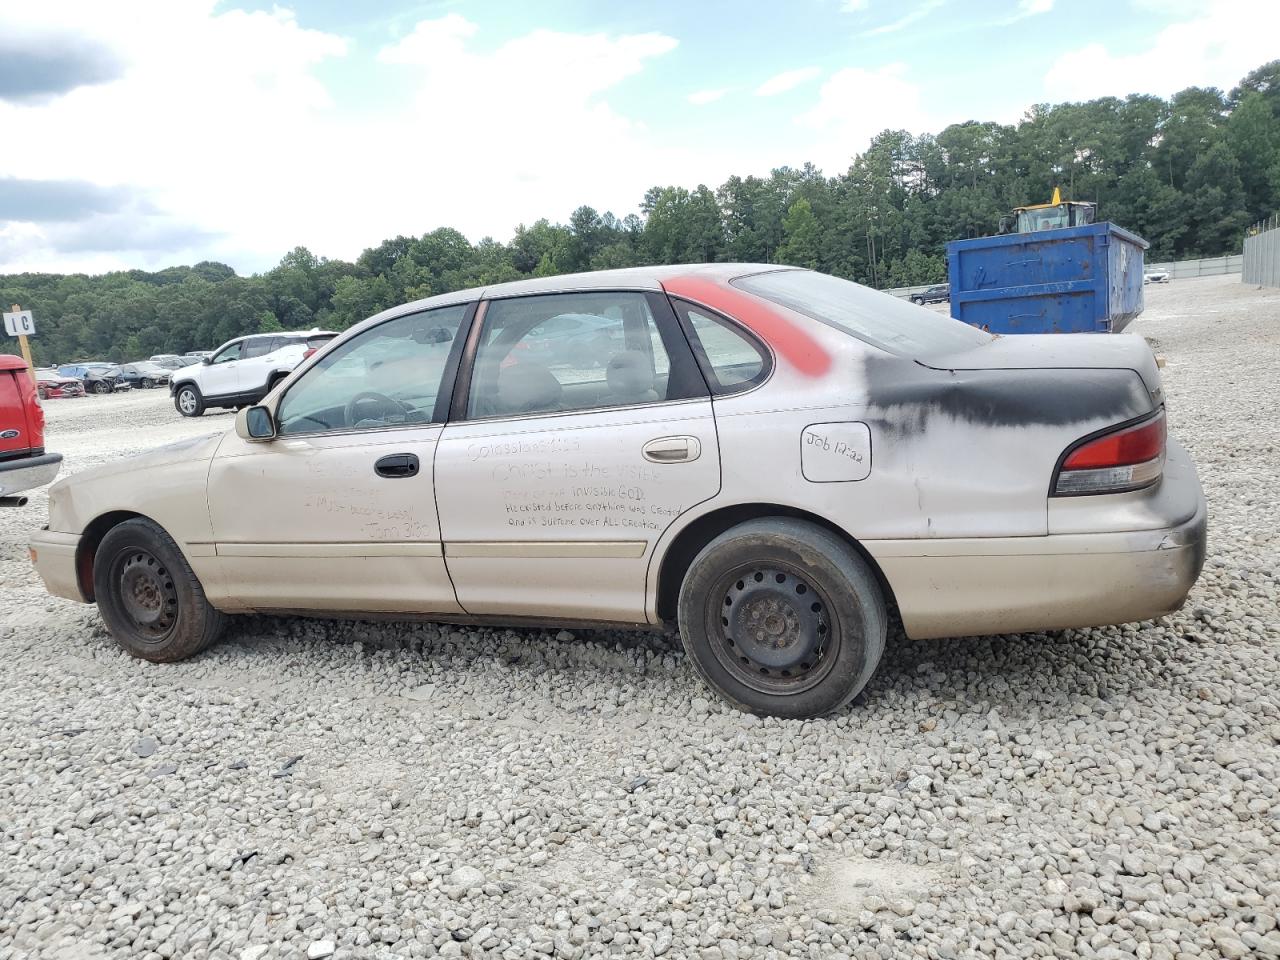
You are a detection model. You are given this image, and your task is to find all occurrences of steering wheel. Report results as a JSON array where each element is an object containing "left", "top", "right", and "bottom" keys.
[{"left": 344, "top": 390, "right": 403, "bottom": 428}]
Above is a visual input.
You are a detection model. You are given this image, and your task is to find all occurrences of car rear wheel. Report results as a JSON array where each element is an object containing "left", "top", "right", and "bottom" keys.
[
  {"left": 93, "top": 518, "right": 226, "bottom": 662},
  {"left": 141, "top": 377, "right": 154, "bottom": 389},
  {"left": 677, "top": 518, "right": 886, "bottom": 718},
  {"left": 174, "top": 384, "right": 204, "bottom": 417}
]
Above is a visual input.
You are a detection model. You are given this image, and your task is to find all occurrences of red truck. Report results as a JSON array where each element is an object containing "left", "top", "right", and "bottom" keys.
[{"left": 0, "top": 355, "right": 62, "bottom": 506}]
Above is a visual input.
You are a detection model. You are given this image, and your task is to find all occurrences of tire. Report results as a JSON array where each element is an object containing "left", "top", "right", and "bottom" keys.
[
  {"left": 677, "top": 518, "right": 887, "bottom": 719},
  {"left": 92, "top": 380, "right": 112, "bottom": 395},
  {"left": 911, "top": 296, "right": 923, "bottom": 305},
  {"left": 38, "top": 386, "right": 48, "bottom": 400},
  {"left": 141, "top": 378, "right": 154, "bottom": 389},
  {"left": 174, "top": 383, "right": 204, "bottom": 417},
  {"left": 93, "top": 517, "right": 227, "bottom": 662}
]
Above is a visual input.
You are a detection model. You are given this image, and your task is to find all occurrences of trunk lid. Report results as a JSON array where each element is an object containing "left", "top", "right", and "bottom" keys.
[
  {"left": 920, "top": 333, "right": 1162, "bottom": 396},
  {"left": 0, "top": 357, "right": 42, "bottom": 458}
]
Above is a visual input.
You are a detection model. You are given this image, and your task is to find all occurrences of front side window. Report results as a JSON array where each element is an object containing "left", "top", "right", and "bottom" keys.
[
  {"left": 466, "top": 292, "right": 684, "bottom": 419},
  {"left": 212, "top": 342, "right": 243, "bottom": 364},
  {"left": 276, "top": 304, "right": 468, "bottom": 435}
]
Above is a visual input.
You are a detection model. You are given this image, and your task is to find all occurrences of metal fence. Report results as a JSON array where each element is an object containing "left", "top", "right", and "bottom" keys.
[
  {"left": 1146, "top": 254, "right": 1243, "bottom": 279},
  {"left": 1243, "top": 214, "right": 1280, "bottom": 288}
]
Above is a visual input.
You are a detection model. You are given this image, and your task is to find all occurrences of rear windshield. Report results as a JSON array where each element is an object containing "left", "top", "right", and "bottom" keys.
[{"left": 732, "top": 270, "right": 990, "bottom": 359}]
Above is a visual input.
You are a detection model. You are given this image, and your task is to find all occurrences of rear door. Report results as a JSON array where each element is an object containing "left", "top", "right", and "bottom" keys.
[{"left": 434, "top": 290, "right": 720, "bottom": 623}]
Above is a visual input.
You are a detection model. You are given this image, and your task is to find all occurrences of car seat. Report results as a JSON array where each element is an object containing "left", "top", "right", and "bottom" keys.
[{"left": 606, "top": 351, "right": 660, "bottom": 404}]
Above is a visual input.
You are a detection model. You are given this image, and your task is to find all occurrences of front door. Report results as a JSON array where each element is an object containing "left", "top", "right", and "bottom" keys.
[
  {"left": 204, "top": 303, "right": 471, "bottom": 613},
  {"left": 435, "top": 290, "right": 720, "bottom": 623},
  {"left": 202, "top": 340, "right": 244, "bottom": 398}
]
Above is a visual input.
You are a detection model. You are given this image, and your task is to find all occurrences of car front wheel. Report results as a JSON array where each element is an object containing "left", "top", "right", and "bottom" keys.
[
  {"left": 92, "top": 380, "right": 112, "bottom": 395},
  {"left": 93, "top": 517, "right": 226, "bottom": 662},
  {"left": 677, "top": 518, "right": 887, "bottom": 719},
  {"left": 141, "top": 378, "right": 154, "bottom": 389},
  {"left": 174, "top": 384, "right": 204, "bottom": 417},
  {"left": 911, "top": 296, "right": 923, "bottom": 304}
]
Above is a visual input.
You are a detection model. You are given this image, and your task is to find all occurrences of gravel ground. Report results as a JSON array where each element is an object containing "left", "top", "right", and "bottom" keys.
[{"left": 2, "top": 274, "right": 1278, "bottom": 960}]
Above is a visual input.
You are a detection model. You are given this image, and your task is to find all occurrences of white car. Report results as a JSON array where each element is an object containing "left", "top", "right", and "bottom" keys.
[
  {"left": 29, "top": 265, "right": 1206, "bottom": 718},
  {"left": 1144, "top": 271, "right": 1170, "bottom": 284},
  {"left": 170, "top": 331, "right": 335, "bottom": 416}
]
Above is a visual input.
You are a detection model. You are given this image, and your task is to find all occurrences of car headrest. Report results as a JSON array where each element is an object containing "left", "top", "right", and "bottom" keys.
[
  {"left": 496, "top": 362, "right": 562, "bottom": 414},
  {"left": 606, "top": 351, "right": 655, "bottom": 401}
]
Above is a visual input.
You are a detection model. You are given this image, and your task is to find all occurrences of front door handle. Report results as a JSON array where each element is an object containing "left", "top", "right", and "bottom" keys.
[
  {"left": 642, "top": 436, "right": 700, "bottom": 463},
  {"left": 375, "top": 453, "right": 420, "bottom": 478}
]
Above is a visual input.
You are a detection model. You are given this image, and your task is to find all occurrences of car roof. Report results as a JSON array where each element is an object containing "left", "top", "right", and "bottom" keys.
[{"left": 352, "top": 263, "right": 794, "bottom": 337}]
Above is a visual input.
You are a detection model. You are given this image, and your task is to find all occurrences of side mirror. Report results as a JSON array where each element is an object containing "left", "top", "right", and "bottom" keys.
[
  {"left": 202, "top": 356, "right": 213, "bottom": 365},
  {"left": 236, "top": 405, "right": 277, "bottom": 441}
]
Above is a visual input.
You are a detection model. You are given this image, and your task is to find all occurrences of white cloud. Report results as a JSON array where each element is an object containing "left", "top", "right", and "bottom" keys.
[
  {"left": 999, "top": 0, "right": 1054, "bottom": 23},
  {"left": 687, "top": 88, "right": 729, "bottom": 105},
  {"left": 1043, "top": 0, "right": 1280, "bottom": 101},
  {"left": 755, "top": 67, "right": 821, "bottom": 97},
  {"left": 797, "top": 64, "right": 933, "bottom": 172},
  {"left": 862, "top": 0, "right": 945, "bottom": 36},
  {"left": 0, "top": 5, "right": 690, "bottom": 273}
]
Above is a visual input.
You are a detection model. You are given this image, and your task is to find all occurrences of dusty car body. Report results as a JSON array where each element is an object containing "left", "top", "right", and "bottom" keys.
[{"left": 29, "top": 264, "right": 1206, "bottom": 717}]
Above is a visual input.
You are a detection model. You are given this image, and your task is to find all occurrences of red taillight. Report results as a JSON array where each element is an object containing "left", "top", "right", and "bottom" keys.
[{"left": 1054, "top": 411, "right": 1166, "bottom": 496}]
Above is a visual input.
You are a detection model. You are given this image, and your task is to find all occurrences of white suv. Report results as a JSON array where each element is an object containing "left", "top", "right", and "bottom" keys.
[{"left": 171, "top": 331, "right": 336, "bottom": 417}]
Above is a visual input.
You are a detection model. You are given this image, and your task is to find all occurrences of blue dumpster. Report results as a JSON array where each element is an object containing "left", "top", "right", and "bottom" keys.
[{"left": 945, "top": 222, "right": 1149, "bottom": 334}]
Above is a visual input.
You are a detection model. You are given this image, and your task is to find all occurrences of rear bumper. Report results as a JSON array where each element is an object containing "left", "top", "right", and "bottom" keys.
[
  {"left": 29, "top": 529, "right": 86, "bottom": 602},
  {"left": 870, "top": 444, "right": 1208, "bottom": 640},
  {"left": 0, "top": 452, "right": 63, "bottom": 497}
]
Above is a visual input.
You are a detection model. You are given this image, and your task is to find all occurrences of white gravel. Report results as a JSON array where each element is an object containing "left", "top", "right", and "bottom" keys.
[{"left": 2, "top": 274, "right": 1278, "bottom": 960}]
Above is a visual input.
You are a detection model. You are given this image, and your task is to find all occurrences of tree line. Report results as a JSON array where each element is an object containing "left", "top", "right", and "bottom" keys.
[{"left": 4, "top": 60, "right": 1277, "bottom": 366}]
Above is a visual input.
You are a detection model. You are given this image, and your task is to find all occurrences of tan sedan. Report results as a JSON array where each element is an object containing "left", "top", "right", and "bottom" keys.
[{"left": 29, "top": 265, "right": 1206, "bottom": 717}]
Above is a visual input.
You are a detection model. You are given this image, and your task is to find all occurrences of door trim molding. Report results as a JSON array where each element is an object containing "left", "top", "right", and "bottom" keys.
[
  {"left": 212, "top": 541, "right": 444, "bottom": 558},
  {"left": 444, "top": 540, "right": 647, "bottom": 559}
]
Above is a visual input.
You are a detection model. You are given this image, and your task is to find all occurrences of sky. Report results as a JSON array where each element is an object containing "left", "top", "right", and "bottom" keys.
[{"left": 0, "top": 0, "right": 1276, "bottom": 276}]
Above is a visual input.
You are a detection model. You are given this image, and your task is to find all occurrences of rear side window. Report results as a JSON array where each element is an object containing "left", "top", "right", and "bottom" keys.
[
  {"left": 732, "top": 269, "right": 990, "bottom": 359},
  {"left": 241, "top": 338, "right": 276, "bottom": 359},
  {"left": 672, "top": 300, "right": 770, "bottom": 395}
]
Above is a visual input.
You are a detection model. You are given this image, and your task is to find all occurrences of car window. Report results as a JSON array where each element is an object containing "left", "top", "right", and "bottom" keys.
[
  {"left": 276, "top": 305, "right": 468, "bottom": 436},
  {"left": 241, "top": 338, "right": 276, "bottom": 360},
  {"left": 466, "top": 292, "right": 675, "bottom": 419},
  {"left": 732, "top": 269, "right": 990, "bottom": 359},
  {"left": 212, "top": 342, "right": 243, "bottom": 364},
  {"left": 674, "top": 300, "right": 770, "bottom": 395}
]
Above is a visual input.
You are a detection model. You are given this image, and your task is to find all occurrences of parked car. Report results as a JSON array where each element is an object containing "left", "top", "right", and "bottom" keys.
[
  {"left": 170, "top": 330, "right": 337, "bottom": 416},
  {"left": 910, "top": 284, "right": 950, "bottom": 305},
  {"left": 150, "top": 354, "right": 182, "bottom": 362},
  {"left": 149, "top": 357, "right": 191, "bottom": 371},
  {"left": 184, "top": 351, "right": 214, "bottom": 361},
  {"left": 1, "top": 356, "right": 61, "bottom": 505},
  {"left": 35, "top": 369, "right": 86, "bottom": 400},
  {"left": 117, "top": 362, "right": 171, "bottom": 389},
  {"left": 56, "top": 363, "right": 132, "bottom": 394},
  {"left": 1144, "top": 271, "right": 1170, "bottom": 284},
  {"left": 29, "top": 265, "right": 1206, "bottom": 718}
]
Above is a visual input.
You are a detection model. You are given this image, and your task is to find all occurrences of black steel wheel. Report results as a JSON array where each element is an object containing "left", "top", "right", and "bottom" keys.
[
  {"left": 94, "top": 517, "right": 226, "bottom": 662},
  {"left": 678, "top": 518, "right": 886, "bottom": 718},
  {"left": 712, "top": 564, "right": 838, "bottom": 696}
]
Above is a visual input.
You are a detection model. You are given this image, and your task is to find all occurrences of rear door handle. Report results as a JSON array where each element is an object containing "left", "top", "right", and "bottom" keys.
[
  {"left": 642, "top": 436, "right": 700, "bottom": 463},
  {"left": 375, "top": 453, "right": 420, "bottom": 478}
]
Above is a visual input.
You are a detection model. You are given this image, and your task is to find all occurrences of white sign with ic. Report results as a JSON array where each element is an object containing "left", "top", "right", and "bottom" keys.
[{"left": 3, "top": 310, "right": 34, "bottom": 337}]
